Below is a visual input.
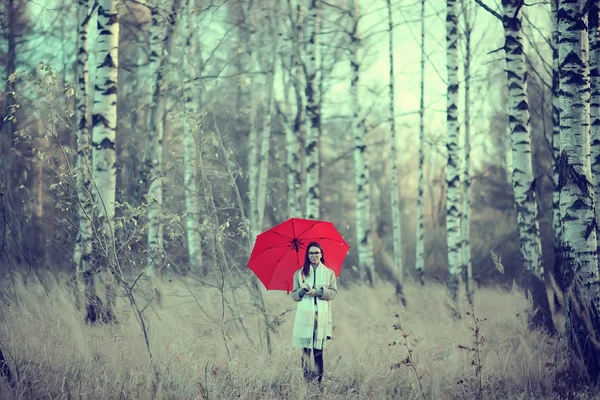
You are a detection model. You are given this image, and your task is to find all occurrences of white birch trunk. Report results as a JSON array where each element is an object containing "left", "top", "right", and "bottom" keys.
[
  {"left": 415, "top": 0, "right": 426, "bottom": 285},
  {"left": 89, "top": 0, "right": 118, "bottom": 324},
  {"left": 387, "top": 0, "right": 404, "bottom": 285},
  {"left": 145, "top": 2, "right": 163, "bottom": 273},
  {"left": 74, "top": 0, "right": 94, "bottom": 274},
  {"left": 445, "top": 0, "right": 462, "bottom": 318},
  {"left": 551, "top": 0, "right": 562, "bottom": 290},
  {"left": 255, "top": 2, "right": 281, "bottom": 231},
  {"left": 146, "top": 1, "right": 181, "bottom": 275},
  {"left": 590, "top": 4, "right": 600, "bottom": 251},
  {"left": 92, "top": 0, "right": 119, "bottom": 248},
  {"left": 351, "top": 1, "right": 376, "bottom": 284},
  {"left": 181, "top": 4, "right": 203, "bottom": 272},
  {"left": 285, "top": 0, "right": 305, "bottom": 218},
  {"left": 246, "top": 17, "right": 260, "bottom": 240},
  {"left": 460, "top": 0, "right": 473, "bottom": 302},
  {"left": 558, "top": 0, "right": 600, "bottom": 380},
  {"left": 304, "top": 0, "right": 321, "bottom": 220},
  {"left": 502, "top": 0, "right": 554, "bottom": 333}
]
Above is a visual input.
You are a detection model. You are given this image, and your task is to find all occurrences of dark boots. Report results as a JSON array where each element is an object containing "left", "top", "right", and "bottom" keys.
[{"left": 302, "top": 348, "right": 324, "bottom": 383}]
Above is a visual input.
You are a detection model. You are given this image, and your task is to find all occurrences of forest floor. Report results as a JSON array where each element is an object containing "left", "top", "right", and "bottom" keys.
[{"left": 0, "top": 271, "right": 598, "bottom": 399}]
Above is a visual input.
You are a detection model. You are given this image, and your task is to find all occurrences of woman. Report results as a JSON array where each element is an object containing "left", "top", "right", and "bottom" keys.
[{"left": 291, "top": 241, "right": 338, "bottom": 383}]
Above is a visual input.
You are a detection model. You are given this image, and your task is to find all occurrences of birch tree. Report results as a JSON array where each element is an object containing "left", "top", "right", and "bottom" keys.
[
  {"left": 146, "top": 0, "right": 182, "bottom": 276},
  {"left": 285, "top": 0, "right": 305, "bottom": 219},
  {"left": 90, "top": 0, "right": 119, "bottom": 322},
  {"left": 74, "top": 0, "right": 96, "bottom": 311},
  {"left": 558, "top": 0, "right": 600, "bottom": 381},
  {"left": 305, "top": 0, "right": 322, "bottom": 220},
  {"left": 500, "top": 0, "right": 554, "bottom": 332},
  {"left": 445, "top": 0, "right": 462, "bottom": 317},
  {"left": 181, "top": 2, "right": 203, "bottom": 272},
  {"left": 415, "top": 0, "right": 426, "bottom": 286},
  {"left": 91, "top": 0, "right": 119, "bottom": 252},
  {"left": 590, "top": 3, "right": 600, "bottom": 249},
  {"left": 254, "top": 1, "right": 281, "bottom": 233},
  {"left": 351, "top": 0, "right": 375, "bottom": 284},
  {"left": 386, "top": 0, "right": 405, "bottom": 299},
  {"left": 551, "top": 0, "right": 562, "bottom": 289},
  {"left": 240, "top": 1, "right": 280, "bottom": 239},
  {"left": 460, "top": 0, "right": 473, "bottom": 301},
  {"left": 242, "top": 1, "right": 261, "bottom": 239}
]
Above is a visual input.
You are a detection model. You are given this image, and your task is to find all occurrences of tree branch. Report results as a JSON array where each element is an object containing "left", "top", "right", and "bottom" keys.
[{"left": 474, "top": 0, "right": 502, "bottom": 21}]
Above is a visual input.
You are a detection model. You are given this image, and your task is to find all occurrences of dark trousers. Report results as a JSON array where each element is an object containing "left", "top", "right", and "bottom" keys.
[{"left": 302, "top": 347, "right": 324, "bottom": 382}]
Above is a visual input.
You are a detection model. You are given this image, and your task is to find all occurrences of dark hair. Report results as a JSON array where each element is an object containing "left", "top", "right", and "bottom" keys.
[{"left": 302, "top": 241, "right": 325, "bottom": 277}]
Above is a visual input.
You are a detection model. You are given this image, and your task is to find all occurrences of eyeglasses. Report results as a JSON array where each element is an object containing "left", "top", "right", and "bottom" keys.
[{"left": 309, "top": 252, "right": 321, "bottom": 256}]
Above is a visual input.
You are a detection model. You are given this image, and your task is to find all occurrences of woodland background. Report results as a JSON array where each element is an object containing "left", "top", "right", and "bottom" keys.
[{"left": 0, "top": 0, "right": 598, "bottom": 399}]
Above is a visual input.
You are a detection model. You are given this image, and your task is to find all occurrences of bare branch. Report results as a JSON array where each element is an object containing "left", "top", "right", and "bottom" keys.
[{"left": 474, "top": 0, "right": 502, "bottom": 21}]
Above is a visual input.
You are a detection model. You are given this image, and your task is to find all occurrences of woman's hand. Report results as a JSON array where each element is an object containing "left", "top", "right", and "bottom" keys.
[
  {"left": 301, "top": 283, "right": 310, "bottom": 292},
  {"left": 306, "top": 289, "right": 317, "bottom": 297}
]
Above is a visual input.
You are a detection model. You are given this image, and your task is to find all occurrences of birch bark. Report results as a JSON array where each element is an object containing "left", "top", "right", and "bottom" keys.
[
  {"left": 445, "top": 0, "right": 462, "bottom": 318},
  {"left": 305, "top": 0, "right": 321, "bottom": 220},
  {"left": 589, "top": 3, "right": 600, "bottom": 253},
  {"left": 255, "top": 1, "right": 281, "bottom": 231},
  {"left": 90, "top": 0, "right": 119, "bottom": 323},
  {"left": 92, "top": 0, "right": 119, "bottom": 250},
  {"left": 286, "top": 0, "right": 305, "bottom": 218},
  {"left": 415, "top": 0, "right": 426, "bottom": 286},
  {"left": 501, "top": 0, "right": 554, "bottom": 332},
  {"left": 146, "top": 0, "right": 182, "bottom": 276},
  {"left": 351, "top": 0, "right": 376, "bottom": 284},
  {"left": 245, "top": 8, "right": 260, "bottom": 239},
  {"left": 386, "top": 0, "right": 404, "bottom": 289},
  {"left": 551, "top": 0, "right": 563, "bottom": 290},
  {"left": 460, "top": 0, "right": 473, "bottom": 302},
  {"left": 74, "top": 0, "right": 94, "bottom": 275},
  {"left": 181, "top": 2, "right": 203, "bottom": 272},
  {"left": 558, "top": 0, "right": 600, "bottom": 380}
]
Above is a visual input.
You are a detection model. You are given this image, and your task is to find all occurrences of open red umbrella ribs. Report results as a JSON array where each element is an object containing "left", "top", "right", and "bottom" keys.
[{"left": 247, "top": 218, "right": 351, "bottom": 292}]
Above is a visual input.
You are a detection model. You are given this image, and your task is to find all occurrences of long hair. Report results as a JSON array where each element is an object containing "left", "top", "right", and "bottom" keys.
[{"left": 302, "top": 241, "right": 325, "bottom": 278}]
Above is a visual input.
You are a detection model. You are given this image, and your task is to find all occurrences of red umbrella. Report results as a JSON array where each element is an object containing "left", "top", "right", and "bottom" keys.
[{"left": 248, "top": 218, "right": 350, "bottom": 292}]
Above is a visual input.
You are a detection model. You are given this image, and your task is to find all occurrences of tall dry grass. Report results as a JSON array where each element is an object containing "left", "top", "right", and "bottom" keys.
[{"left": 0, "top": 272, "right": 596, "bottom": 399}]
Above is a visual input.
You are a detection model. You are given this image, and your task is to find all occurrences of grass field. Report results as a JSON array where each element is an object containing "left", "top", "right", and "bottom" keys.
[{"left": 0, "top": 272, "right": 596, "bottom": 399}]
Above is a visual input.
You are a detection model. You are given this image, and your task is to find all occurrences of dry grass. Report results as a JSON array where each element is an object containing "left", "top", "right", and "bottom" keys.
[{"left": 0, "top": 272, "right": 596, "bottom": 399}]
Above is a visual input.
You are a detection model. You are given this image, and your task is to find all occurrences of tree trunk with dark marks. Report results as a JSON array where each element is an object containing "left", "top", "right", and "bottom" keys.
[
  {"left": 74, "top": 0, "right": 95, "bottom": 316},
  {"left": 350, "top": 0, "right": 375, "bottom": 285},
  {"left": 305, "top": 0, "right": 322, "bottom": 220},
  {"left": 501, "top": 0, "right": 554, "bottom": 334},
  {"left": 445, "top": 0, "right": 462, "bottom": 319},
  {"left": 181, "top": 1, "right": 203, "bottom": 273},
  {"left": 551, "top": 0, "right": 563, "bottom": 294},
  {"left": 146, "top": 0, "right": 182, "bottom": 276},
  {"left": 89, "top": 0, "right": 119, "bottom": 324},
  {"left": 386, "top": 0, "right": 405, "bottom": 304},
  {"left": 589, "top": 1, "right": 600, "bottom": 257},
  {"left": 415, "top": 0, "right": 426, "bottom": 286},
  {"left": 558, "top": 0, "right": 600, "bottom": 382},
  {"left": 460, "top": 0, "right": 474, "bottom": 302}
]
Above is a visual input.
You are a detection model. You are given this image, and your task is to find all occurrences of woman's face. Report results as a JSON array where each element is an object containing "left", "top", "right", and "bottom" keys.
[{"left": 308, "top": 246, "right": 322, "bottom": 265}]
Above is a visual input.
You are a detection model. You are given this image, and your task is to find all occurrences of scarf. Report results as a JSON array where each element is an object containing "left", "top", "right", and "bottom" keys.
[{"left": 292, "top": 262, "right": 333, "bottom": 350}]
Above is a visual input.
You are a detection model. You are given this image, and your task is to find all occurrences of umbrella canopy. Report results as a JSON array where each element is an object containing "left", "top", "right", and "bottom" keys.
[{"left": 248, "top": 218, "right": 350, "bottom": 292}]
